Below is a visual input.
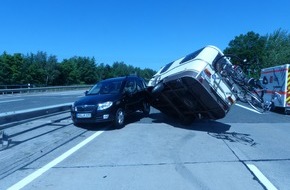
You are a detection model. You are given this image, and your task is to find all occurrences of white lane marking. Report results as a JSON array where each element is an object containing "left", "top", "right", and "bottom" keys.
[
  {"left": 7, "top": 130, "right": 105, "bottom": 190},
  {"left": 0, "top": 99, "right": 24, "bottom": 103},
  {"left": 235, "top": 103, "right": 262, "bottom": 114},
  {"left": 246, "top": 164, "right": 278, "bottom": 190}
]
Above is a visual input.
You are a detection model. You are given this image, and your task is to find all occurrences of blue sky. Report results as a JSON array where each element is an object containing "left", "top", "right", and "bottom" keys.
[{"left": 1, "top": 0, "right": 289, "bottom": 71}]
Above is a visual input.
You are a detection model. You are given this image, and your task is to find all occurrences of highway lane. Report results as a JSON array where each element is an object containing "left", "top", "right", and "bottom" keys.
[
  {"left": 1, "top": 90, "right": 288, "bottom": 124},
  {"left": 0, "top": 90, "right": 86, "bottom": 114},
  {"left": 0, "top": 102, "right": 289, "bottom": 190},
  {"left": 218, "top": 103, "right": 290, "bottom": 123}
]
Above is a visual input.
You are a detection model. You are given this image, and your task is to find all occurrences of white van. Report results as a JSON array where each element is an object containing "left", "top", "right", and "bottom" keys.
[
  {"left": 260, "top": 64, "right": 290, "bottom": 114},
  {"left": 148, "top": 45, "right": 236, "bottom": 122}
]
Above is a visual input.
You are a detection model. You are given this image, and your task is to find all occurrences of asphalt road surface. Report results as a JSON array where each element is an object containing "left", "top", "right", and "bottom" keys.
[
  {"left": 0, "top": 91, "right": 289, "bottom": 190},
  {"left": 0, "top": 90, "right": 86, "bottom": 114}
]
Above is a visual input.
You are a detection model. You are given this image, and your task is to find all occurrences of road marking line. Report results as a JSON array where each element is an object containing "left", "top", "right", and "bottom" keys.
[
  {"left": 7, "top": 130, "right": 105, "bottom": 190},
  {"left": 246, "top": 164, "right": 278, "bottom": 190},
  {"left": 0, "top": 99, "right": 24, "bottom": 103},
  {"left": 235, "top": 103, "right": 262, "bottom": 114}
]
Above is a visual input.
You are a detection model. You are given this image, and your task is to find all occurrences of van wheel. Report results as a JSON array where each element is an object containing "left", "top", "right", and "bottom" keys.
[
  {"left": 152, "top": 83, "right": 164, "bottom": 96},
  {"left": 114, "top": 108, "right": 125, "bottom": 128}
]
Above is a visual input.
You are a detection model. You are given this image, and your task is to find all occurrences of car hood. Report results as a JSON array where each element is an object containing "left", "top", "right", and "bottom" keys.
[{"left": 74, "top": 93, "right": 121, "bottom": 106}]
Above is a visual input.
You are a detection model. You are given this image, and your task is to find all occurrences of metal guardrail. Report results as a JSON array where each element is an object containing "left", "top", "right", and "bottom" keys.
[
  {"left": 0, "top": 85, "right": 93, "bottom": 95},
  {"left": 0, "top": 103, "right": 72, "bottom": 125}
]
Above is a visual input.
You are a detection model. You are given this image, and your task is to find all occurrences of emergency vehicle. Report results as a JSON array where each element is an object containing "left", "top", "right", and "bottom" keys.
[{"left": 260, "top": 64, "right": 290, "bottom": 114}]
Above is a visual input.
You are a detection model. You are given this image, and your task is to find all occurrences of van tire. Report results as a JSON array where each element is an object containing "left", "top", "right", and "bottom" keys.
[{"left": 152, "top": 83, "right": 164, "bottom": 96}]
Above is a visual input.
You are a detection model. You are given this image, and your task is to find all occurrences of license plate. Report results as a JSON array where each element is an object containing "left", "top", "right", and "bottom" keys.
[{"left": 76, "top": 113, "right": 92, "bottom": 118}]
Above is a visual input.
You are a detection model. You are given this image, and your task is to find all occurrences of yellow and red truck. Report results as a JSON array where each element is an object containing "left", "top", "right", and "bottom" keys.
[{"left": 260, "top": 64, "right": 290, "bottom": 114}]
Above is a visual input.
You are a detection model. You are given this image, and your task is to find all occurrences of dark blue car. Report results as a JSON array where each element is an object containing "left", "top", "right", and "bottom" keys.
[{"left": 71, "top": 76, "right": 150, "bottom": 128}]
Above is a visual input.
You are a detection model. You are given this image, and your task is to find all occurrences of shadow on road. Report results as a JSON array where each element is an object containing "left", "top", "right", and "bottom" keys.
[
  {"left": 149, "top": 112, "right": 258, "bottom": 146},
  {"left": 149, "top": 112, "right": 231, "bottom": 133},
  {"left": 75, "top": 111, "right": 146, "bottom": 131},
  {"left": 1, "top": 120, "right": 72, "bottom": 151},
  {"left": 75, "top": 112, "right": 257, "bottom": 148},
  {"left": 208, "top": 131, "right": 258, "bottom": 146}
]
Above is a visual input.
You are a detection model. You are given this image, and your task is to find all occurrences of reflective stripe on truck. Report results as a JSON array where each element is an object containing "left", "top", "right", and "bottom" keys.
[{"left": 287, "top": 68, "right": 290, "bottom": 106}]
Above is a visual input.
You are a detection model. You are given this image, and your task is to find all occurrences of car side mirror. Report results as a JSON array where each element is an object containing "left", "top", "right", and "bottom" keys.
[{"left": 85, "top": 91, "right": 88, "bottom": 96}]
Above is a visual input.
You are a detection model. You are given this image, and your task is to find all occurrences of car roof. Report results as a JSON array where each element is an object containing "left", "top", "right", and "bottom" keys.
[
  {"left": 101, "top": 75, "right": 141, "bottom": 83},
  {"left": 102, "top": 76, "right": 125, "bottom": 82}
]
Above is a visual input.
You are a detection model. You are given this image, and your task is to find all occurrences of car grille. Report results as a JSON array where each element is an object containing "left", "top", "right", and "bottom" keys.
[{"left": 76, "top": 105, "right": 96, "bottom": 111}]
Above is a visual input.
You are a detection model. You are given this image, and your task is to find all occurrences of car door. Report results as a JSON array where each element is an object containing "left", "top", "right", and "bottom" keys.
[
  {"left": 135, "top": 78, "right": 146, "bottom": 105},
  {"left": 123, "top": 78, "right": 139, "bottom": 112}
]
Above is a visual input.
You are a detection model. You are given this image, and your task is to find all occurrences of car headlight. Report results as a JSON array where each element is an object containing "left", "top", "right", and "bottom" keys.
[{"left": 97, "top": 101, "right": 113, "bottom": 110}]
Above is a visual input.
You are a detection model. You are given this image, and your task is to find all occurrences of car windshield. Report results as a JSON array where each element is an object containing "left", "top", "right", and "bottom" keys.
[{"left": 87, "top": 80, "right": 123, "bottom": 95}]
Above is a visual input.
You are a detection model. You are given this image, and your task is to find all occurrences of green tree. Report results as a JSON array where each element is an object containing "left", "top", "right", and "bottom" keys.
[
  {"left": 226, "top": 32, "right": 266, "bottom": 63},
  {"left": 224, "top": 31, "right": 267, "bottom": 77},
  {"left": 76, "top": 57, "right": 98, "bottom": 84},
  {"left": 98, "top": 64, "right": 114, "bottom": 80},
  {"left": 224, "top": 29, "right": 290, "bottom": 78},
  {"left": 95, "top": 63, "right": 105, "bottom": 81},
  {"left": 9, "top": 53, "right": 25, "bottom": 84},
  {"left": 58, "top": 58, "right": 80, "bottom": 85},
  {"left": 0, "top": 51, "right": 157, "bottom": 86},
  {"left": 224, "top": 31, "right": 267, "bottom": 60},
  {"left": 263, "top": 28, "right": 290, "bottom": 68},
  {"left": 22, "top": 52, "right": 47, "bottom": 86},
  {"left": 0, "top": 52, "right": 25, "bottom": 85},
  {"left": 139, "top": 68, "right": 156, "bottom": 82},
  {"left": 0, "top": 52, "right": 11, "bottom": 85},
  {"left": 45, "top": 55, "right": 60, "bottom": 86},
  {"left": 112, "top": 62, "right": 134, "bottom": 76},
  {"left": 58, "top": 56, "right": 98, "bottom": 85}
]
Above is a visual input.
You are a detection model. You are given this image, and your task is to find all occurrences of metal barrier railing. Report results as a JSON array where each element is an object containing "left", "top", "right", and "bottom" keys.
[{"left": 0, "top": 85, "right": 93, "bottom": 95}]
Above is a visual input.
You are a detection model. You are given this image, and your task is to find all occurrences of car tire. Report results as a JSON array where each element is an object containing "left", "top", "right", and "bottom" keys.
[
  {"left": 151, "top": 82, "right": 164, "bottom": 96},
  {"left": 114, "top": 108, "right": 125, "bottom": 129},
  {"left": 142, "top": 101, "right": 150, "bottom": 116},
  {"left": 73, "top": 121, "right": 79, "bottom": 127}
]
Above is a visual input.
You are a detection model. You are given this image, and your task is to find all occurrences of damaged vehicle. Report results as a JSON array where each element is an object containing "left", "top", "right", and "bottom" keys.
[
  {"left": 148, "top": 45, "right": 236, "bottom": 124},
  {"left": 71, "top": 76, "right": 150, "bottom": 128}
]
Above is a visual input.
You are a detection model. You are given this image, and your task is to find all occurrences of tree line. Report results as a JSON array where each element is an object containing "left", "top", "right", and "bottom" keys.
[
  {"left": 1, "top": 28, "right": 289, "bottom": 87},
  {"left": 0, "top": 52, "right": 156, "bottom": 87},
  {"left": 224, "top": 28, "right": 290, "bottom": 78}
]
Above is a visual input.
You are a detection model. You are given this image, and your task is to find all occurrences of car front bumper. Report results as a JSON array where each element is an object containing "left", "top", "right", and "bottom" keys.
[{"left": 71, "top": 107, "right": 116, "bottom": 124}]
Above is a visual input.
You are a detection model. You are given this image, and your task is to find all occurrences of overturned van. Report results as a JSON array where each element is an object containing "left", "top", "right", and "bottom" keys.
[{"left": 148, "top": 45, "right": 236, "bottom": 123}]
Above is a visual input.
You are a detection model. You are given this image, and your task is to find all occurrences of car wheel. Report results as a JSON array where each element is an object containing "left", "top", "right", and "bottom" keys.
[
  {"left": 151, "top": 82, "right": 164, "bottom": 96},
  {"left": 114, "top": 108, "right": 125, "bottom": 128},
  {"left": 73, "top": 121, "right": 79, "bottom": 127},
  {"left": 142, "top": 101, "right": 150, "bottom": 116}
]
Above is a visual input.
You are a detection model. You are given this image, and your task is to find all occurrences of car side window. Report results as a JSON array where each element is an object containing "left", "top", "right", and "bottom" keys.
[
  {"left": 124, "top": 79, "right": 136, "bottom": 93},
  {"left": 136, "top": 78, "right": 144, "bottom": 91}
]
